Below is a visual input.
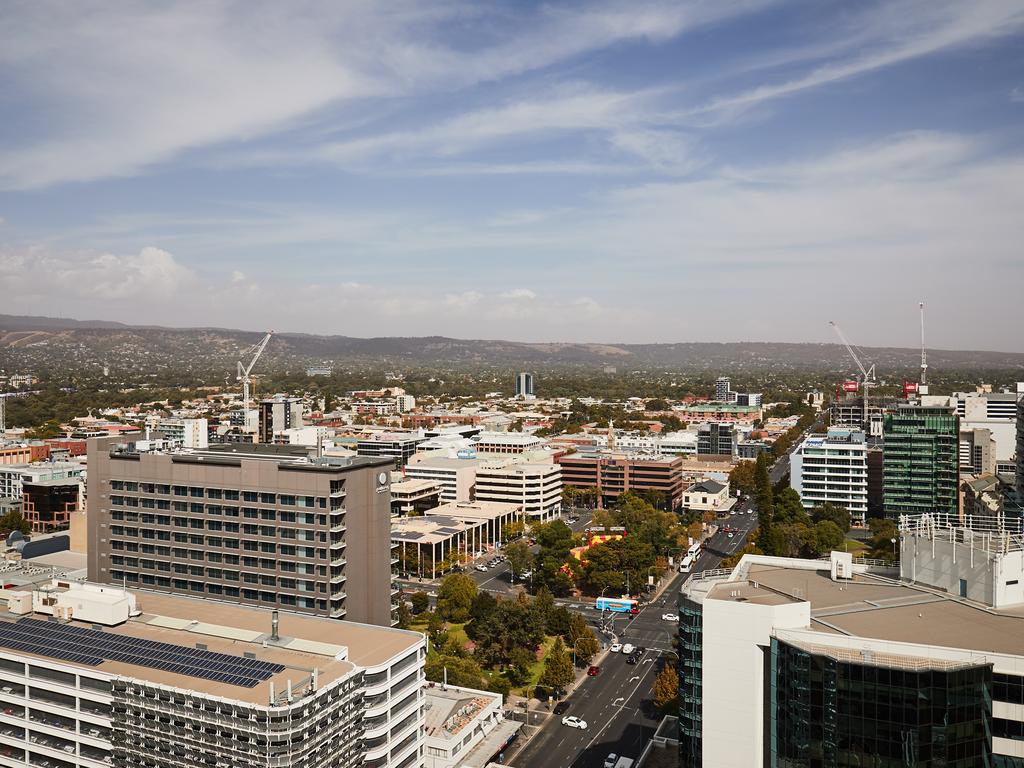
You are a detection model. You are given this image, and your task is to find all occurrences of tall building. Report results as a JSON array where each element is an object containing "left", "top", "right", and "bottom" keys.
[
  {"left": 87, "top": 438, "right": 397, "bottom": 627},
  {"left": 959, "top": 426, "right": 997, "bottom": 475},
  {"left": 474, "top": 461, "right": 562, "bottom": 521},
  {"left": 714, "top": 376, "right": 731, "bottom": 403},
  {"left": 356, "top": 434, "right": 426, "bottom": 470},
  {"left": 258, "top": 396, "right": 303, "bottom": 443},
  {"left": 696, "top": 423, "right": 737, "bottom": 458},
  {"left": 556, "top": 452, "right": 684, "bottom": 509},
  {"left": 790, "top": 428, "right": 868, "bottom": 523},
  {"left": 0, "top": 461, "right": 85, "bottom": 501},
  {"left": 882, "top": 401, "right": 958, "bottom": 518},
  {"left": 514, "top": 372, "right": 534, "bottom": 398},
  {"left": 734, "top": 392, "right": 762, "bottom": 407},
  {"left": 156, "top": 417, "right": 208, "bottom": 449},
  {"left": 954, "top": 389, "right": 1020, "bottom": 465},
  {"left": 679, "top": 539, "right": 1024, "bottom": 768},
  {"left": 1018, "top": 396, "right": 1024, "bottom": 503},
  {"left": 0, "top": 579, "right": 425, "bottom": 768}
]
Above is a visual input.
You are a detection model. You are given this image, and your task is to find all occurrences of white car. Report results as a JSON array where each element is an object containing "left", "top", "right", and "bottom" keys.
[
  {"left": 661, "top": 613, "right": 679, "bottom": 622},
  {"left": 621, "top": 643, "right": 635, "bottom": 655},
  {"left": 562, "top": 716, "right": 588, "bottom": 730},
  {"left": 604, "top": 755, "right": 619, "bottom": 768},
  {"left": 609, "top": 643, "right": 622, "bottom": 653}
]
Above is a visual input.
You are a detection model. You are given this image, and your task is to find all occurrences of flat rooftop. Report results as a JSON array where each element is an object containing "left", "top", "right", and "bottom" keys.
[
  {"left": 424, "top": 685, "right": 498, "bottom": 741},
  {"left": 392, "top": 514, "right": 483, "bottom": 544},
  {"left": 0, "top": 588, "right": 422, "bottom": 705},
  {"left": 707, "top": 562, "right": 1024, "bottom": 657},
  {"left": 430, "top": 501, "right": 520, "bottom": 520}
]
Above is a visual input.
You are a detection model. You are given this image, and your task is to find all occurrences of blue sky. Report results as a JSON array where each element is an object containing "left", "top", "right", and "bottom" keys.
[{"left": 1, "top": 0, "right": 1023, "bottom": 350}]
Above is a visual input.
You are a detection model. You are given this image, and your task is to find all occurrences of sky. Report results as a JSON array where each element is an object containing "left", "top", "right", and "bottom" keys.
[{"left": 1, "top": 0, "right": 1023, "bottom": 351}]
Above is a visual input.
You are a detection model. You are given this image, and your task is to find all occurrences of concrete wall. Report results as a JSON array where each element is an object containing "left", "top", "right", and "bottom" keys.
[
  {"left": 701, "top": 595, "right": 808, "bottom": 768},
  {"left": 900, "top": 534, "right": 995, "bottom": 605}
]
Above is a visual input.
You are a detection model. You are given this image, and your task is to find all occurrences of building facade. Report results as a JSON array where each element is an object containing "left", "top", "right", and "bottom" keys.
[
  {"left": 714, "top": 377, "right": 731, "bottom": 403},
  {"left": 258, "top": 396, "right": 303, "bottom": 444},
  {"left": 696, "top": 423, "right": 737, "bottom": 458},
  {"left": 0, "top": 580, "right": 426, "bottom": 768},
  {"left": 556, "top": 452, "right": 684, "bottom": 509},
  {"left": 678, "top": 545, "right": 1024, "bottom": 768},
  {"left": 883, "top": 402, "right": 959, "bottom": 518},
  {"left": 0, "top": 462, "right": 85, "bottom": 503},
  {"left": 87, "top": 438, "right": 396, "bottom": 627},
  {"left": 790, "top": 428, "right": 868, "bottom": 523},
  {"left": 357, "top": 435, "right": 426, "bottom": 470},
  {"left": 21, "top": 478, "right": 82, "bottom": 533},
  {"left": 473, "top": 462, "right": 561, "bottom": 521},
  {"left": 156, "top": 418, "right": 208, "bottom": 449},
  {"left": 514, "top": 373, "right": 534, "bottom": 399}
]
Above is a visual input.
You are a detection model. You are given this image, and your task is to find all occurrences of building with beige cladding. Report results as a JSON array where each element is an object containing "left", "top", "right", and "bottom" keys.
[
  {"left": 473, "top": 462, "right": 561, "bottom": 521},
  {"left": 87, "top": 437, "right": 397, "bottom": 628},
  {"left": 0, "top": 579, "right": 426, "bottom": 768}
]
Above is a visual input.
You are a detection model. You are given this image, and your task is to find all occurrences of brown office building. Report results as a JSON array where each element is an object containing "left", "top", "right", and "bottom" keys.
[
  {"left": 22, "top": 478, "right": 82, "bottom": 533},
  {"left": 556, "top": 451, "right": 684, "bottom": 509},
  {"left": 87, "top": 438, "right": 397, "bottom": 627}
]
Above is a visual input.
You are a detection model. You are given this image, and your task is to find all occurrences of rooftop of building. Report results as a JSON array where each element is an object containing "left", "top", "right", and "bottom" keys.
[
  {"left": 560, "top": 451, "right": 680, "bottom": 464},
  {"left": 391, "top": 514, "right": 484, "bottom": 544},
  {"left": 701, "top": 558, "right": 1024, "bottom": 657},
  {"left": 389, "top": 478, "right": 442, "bottom": 494},
  {"left": 686, "top": 479, "right": 726, "bottom": 494},
  {"left": 107, "top": 440, "right": 391, "bottom": 472},
  {"left": 423, "top": 684, "right": 498, "bottom": 741},
  {"left": 473, "top": 432, "right": 544, "bottom": 445},
  {"left": 405, "top": 455, "right": 481, "bottom": 470},
  {"left": 429, "top": 501, "right": 521, "bottom": 520},
  {"left": 0, "top": 584, "right": 423, "bottom": 705}
]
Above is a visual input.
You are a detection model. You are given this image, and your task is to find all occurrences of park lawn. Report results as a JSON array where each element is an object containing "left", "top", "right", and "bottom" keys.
[{"left": 843, "top": 538, "right": 869, "bottom": 556}]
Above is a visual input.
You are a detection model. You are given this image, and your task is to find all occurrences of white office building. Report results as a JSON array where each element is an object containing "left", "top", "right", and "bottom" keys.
[
  {"left": 0, "top": 580, "right": 426, "bottom": 768},
  {"left": 474, "top": 462, "right": 562, "bottom": 521},
  {"left": 404, "top": 457, "right": 480, "bottom": 503},
  {"left": 790, "top": 428, "right": 868, "bottom": 523},
  {"left": 0, "top": 462, "right": 85, "bottom": 501},
  {"left": 155, "top": 418, "right": 208, "bottom": 449},
  {"left": 678, "top": 530, "right": 1024, "bottom": 768},
  {"left": 954, "top": 389, "right": 1021, "bottom": 465}
]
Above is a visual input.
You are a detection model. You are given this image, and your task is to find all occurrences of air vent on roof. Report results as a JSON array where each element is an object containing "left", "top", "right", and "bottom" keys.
[
  {"left": 91, "top": 624, "right": 105, "bottom": 631},
  {"left": 195, "top": 643, "right": 208, "bottom": 651},
  {"left": 244, "top": 652, "right": 256, "bottom": 659}
]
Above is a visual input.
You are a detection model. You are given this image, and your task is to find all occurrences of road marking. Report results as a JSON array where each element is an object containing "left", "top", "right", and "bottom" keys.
[
  {"left": 612, "top": 697, "right": 624, "bottom": 706},
  {"left": 629, "top": 676, "right": 640, "bottom": 683}
]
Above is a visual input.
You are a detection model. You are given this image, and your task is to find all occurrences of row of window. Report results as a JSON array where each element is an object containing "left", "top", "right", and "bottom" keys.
[
  {"left": 108, "top": 540, "right": 332, "bottom": 560},
  {"left": 109, "top": 552, "right": 323, "bottom": 574},
  {"left": 109, "top": 482, "right": 337, "bottom": 508},
  {"left": 108, "top": 559, "right": 329, "bottom": 588},
  {"left": 110, "top": 524, "right": 321, "bottom": 541},
  {"left": 108, "top": 572, "right": 334, "bottom": 610},
  {"left": 109, "top": 498, "right": 336, "bottom": 519}
]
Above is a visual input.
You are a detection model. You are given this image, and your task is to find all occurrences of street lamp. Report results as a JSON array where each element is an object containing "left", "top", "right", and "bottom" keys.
[{"left": 890, "top": 537, "right": 897, "bottom": 558}]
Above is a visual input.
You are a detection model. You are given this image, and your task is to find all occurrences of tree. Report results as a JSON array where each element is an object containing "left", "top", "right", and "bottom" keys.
[
  {"left": 505, "top": 540, "right": 531, "bottom": 579},
  {"left": 809, "top": 520, "right": 845, "bottom": 555},
  {"left": 426, "top": 612, "right": 444, "bottom": 639},
  {"left": 488, "top": 675, "right": 512, "bottom": 698},
  {"left": 811, "top": 502, "right": 851, "bottom": 533},
  {"left": 532, "top": 587, "right": 555, "bottom": 631},
  {"left": 471, "top": 598, "right": 545, "bottom": 667},
  {"left": 425, "top": 654, "right": 487, "bottom": 689},
  {"left": 0, "top": 511, "right": 31, "bottom": 537},
  {"left": 396, "top": 600, "right": 412, "bottom": 630},
  {"left": 653, "top": 663, "right": 679, "bottom": 713},
  {"left": 866, "top": 518, "right": 899, "bottom": 560},
  {"left": 774, "top": 488, "right": 810, "bottom": 526},
  {"left": 507, "top": 647, "right": 537, "bottom": 686},
  {"left": 437, "top": 573, "right": 478, "bottom": 623},
  {"left": 729, "top": 461, "right": 757, "bottom": 496},
  {"left": 546, "top": 605, "right": 572, "bottom": 638},
  {"left": 645, "top": 398, "right": 669, "bottom": 411},
  {"left": 410, "top": 591, "right": 430, "bottom": 615},
  {"left": 538, "top": 637, "right": 574, "bottom": 692},
  {"left": 686, "top": 521, "right": 703, "bottom": 544},
  {"left": 501, "top": 520, "right": 525, "bottom": 541},
  {"left": 567, "top": 613, "right": 600, "bottom": 665}
]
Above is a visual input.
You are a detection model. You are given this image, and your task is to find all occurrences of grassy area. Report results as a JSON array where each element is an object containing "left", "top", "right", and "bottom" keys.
[
  {"left": 513, "top": 635, "right": 558, "bottom": 696},
  {"left": 842, "top": 538, "right": 869, "bottom": 556}
]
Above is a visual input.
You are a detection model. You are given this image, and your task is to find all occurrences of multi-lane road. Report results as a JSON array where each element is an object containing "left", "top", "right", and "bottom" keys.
[{"left": 508, "top": 501, "right": 759, "bottom": 768}]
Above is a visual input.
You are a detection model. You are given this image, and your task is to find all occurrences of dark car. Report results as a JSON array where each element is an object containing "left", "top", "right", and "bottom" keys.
[
  {"left": 626, "top": 655, "right": 638, "bottom": 665},
  {"left": 587, "top": 665, "right": 601, "bottom": 676},
  {"left": 553, "top": 701, "right": 570, "bottom": 715}
]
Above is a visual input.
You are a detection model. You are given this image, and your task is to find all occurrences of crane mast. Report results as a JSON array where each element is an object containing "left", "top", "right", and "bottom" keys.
[
  {"left": 918, "top": 302, "right": 928, "bottom": 391},
  {"left": 237, "top": 331, "right": 273, "bottom": 428},
  {"left": 830, "top": 320, "right": 877, "bottom": 431}
]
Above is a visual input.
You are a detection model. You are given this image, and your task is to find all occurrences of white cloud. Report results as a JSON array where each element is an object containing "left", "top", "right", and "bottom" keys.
[
  {"left": 0, "top": 1, "right": 769, "bottom": 189},
  {"left": 499, "top": 288, "right": 537, "bottom": 300},
  {"left": 1012, "top": 86, "right": 1024, "bottom": 103},
  {"left": 682, "top": 0, "right": 1024, "bottom": 123}
]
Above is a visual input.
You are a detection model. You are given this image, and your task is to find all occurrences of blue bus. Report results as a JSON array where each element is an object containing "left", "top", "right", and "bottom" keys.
[{"left": 595, "top": 597, "right": 638, "bottom": 614}]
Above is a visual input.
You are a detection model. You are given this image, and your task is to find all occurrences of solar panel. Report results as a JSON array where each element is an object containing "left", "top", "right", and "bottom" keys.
[{"left": 0, "top": 618, "right": 285, "bottom": 689}]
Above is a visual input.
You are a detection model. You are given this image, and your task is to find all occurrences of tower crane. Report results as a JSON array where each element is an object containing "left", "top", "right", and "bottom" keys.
[
  {"left": 918, "top": 302, "right": 928, "bottom": 392},
  {"left": 829, "top": 320, "right": 877, "bottom": 431},
  {"left": 237, "top": 331, "right": 273, "bottom": 428}
]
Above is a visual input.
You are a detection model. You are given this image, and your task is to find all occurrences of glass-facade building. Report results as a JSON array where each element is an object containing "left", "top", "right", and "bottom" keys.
[
  {"left": 770, "top": 639, "right": 991, "bottom": 768},
  {"left": 883, "top": 404, "right": 959, "bottom": 518},
  {"left": 678, "top": 595, "right": 703, "bottom": 767}
]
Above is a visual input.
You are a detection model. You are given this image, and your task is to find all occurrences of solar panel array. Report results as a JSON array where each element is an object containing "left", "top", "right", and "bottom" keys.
[{"left": 0, "top": 618, "right": 285, "bottom": 688}]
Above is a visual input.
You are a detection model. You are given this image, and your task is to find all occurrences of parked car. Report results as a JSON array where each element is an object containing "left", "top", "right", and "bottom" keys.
[
  {"left": 587, "top": 665, "right": 601, "bottom": 676},
  {"left": 561, "top": 716, "right": 588, "bottom": 730}
]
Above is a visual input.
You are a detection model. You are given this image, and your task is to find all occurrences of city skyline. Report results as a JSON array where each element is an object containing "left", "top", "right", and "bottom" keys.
[{"left": 2, "top": 1, "right": 1023, "bottom": 349}]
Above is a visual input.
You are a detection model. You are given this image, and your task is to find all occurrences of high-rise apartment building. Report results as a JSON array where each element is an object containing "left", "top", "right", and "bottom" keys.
[
  {"left": 790, "top": 428, "right": 868, "bottom": 523},
  {"left": 882, "top": 401, "right": 958, "bottom": 518},
  {"left": 87, "top": 438, "right": 396, "bottom": 627},
  {"left": 714, "top": 376, "right": 731, "bottom": 403},
  {"left": 1017, "top": 396, "right": 1024, "bottom": 502},
  {"left": 696, "top": 422, "right": 737, "bottom": 458},
  {"left": 514, "top": 372, "right": 534, "bottom": 398},
  {"left": 156, "top": 417, "right": 208, "bottom": 449},
  {"left": 953, "top": 389, "right": 1020, "bottom": 465},
  {"left": 0, "top": 579, "right": 425, "bottom": 768},
  {"left": 258, "top": 396, "right": 303, "bottom": 443}
]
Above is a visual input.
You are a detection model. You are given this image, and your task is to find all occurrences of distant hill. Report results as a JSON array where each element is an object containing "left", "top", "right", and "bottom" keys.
[{"left": 1, "top": 313, "right": 1022, "bottom": 372}]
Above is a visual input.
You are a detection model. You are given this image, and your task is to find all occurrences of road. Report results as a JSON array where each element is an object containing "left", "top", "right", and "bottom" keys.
[
  {"left": 508, "top": 502, "right": 759, "bottom": 768},
  {"left": 769, "top": 414, "right": 825, "bottom": 484}
]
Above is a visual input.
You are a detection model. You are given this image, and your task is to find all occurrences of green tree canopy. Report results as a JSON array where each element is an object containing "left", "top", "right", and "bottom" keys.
[
  {"left": 811, "top": 502, "right": 851, "bottom": 533},
  {"left": 538, "top": 637, "right": 574, "bottom": 692},
  {"left": 410, "top": 591, "right": 430, "bottom": 615},
  {"left": 437, "top": 573, "right": 478, "bottom": 623}
]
